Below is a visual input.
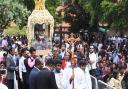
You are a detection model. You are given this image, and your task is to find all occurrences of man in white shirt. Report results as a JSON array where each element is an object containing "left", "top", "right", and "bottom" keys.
[
  {"left": 53, "top": 60, "right": 63, "bottom": 89},
  {"left": 62, "top": 57, "right": 86, "bottom": 89},
  {"left": 78, "top": 60, "right": 92, "bottom": 89},
  {"left": 59, "top": 44, "right": 66, "bottom": 59},
  {"left": 19, "top": 48, "right": 27, "bottom": 89},
  {"left": 89, "top": 45, "right": 97, "bottom": 76}
]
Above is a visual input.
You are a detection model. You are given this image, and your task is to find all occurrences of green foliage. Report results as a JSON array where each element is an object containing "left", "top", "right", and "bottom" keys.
[
  {"left": 0, "top": 0, "right": 30, "bottom": 30},
  {"left": 84, "top": 0, "right": 102, "bottom": 26},
  {"left": 63, "top": 0, "right": 90, "bottom": 33},
  {"left": 100, "top": 0, "right": 128, "bottom": 29},
  {"left": 23, "top": 0, "right": 35, "bottom": 11},
  {"left": 45, "top": 0, "right": 63, "bottom": 22},
  {"left": 3, "top": 26, "right": 27, "bottom": 36},
  {"left": 83, "top": 0, "right": 128, "bottom": 30}
]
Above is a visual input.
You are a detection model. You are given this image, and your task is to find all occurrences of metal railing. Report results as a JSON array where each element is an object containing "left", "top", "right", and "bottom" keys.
[
  {"left": 90, "top": 75, "right": 115, "bottom": 89},
  {"left": 91, "top": 75, "right": 98, "bottom": 89},
  {"left": 98, "top": 80, "right": 116, "bottom": 89}
]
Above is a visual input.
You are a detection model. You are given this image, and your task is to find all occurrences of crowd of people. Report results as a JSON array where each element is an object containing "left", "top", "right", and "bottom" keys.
[{"left": 0, "top": 33, "right": 128, "bottom": 89}]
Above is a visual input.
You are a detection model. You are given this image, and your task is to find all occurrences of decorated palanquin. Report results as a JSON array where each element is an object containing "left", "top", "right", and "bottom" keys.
[{"left": 27, "top": 0, "right": 54, "bottom": 47}]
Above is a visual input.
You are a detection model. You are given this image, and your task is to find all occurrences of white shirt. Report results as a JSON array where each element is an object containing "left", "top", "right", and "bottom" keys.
[
  {"left": 60, "top": 51, "right": 65, "bottom": 59},
  {"left": 89, "top": 52, "right": 97, "bottom": 69},
  {"left": 65, "top": 43, "right": 70, "bottom": 51},
  {"left": 98, "top": 43, "right": 103, "bottom": 51},
  {"left": 54, "top": 70, "right": 63, "bottom": 89},
  {"left": 19, "top": 56, "right": 26, "bottom": 79},
  {"left": 84, "top": 67, "right": 92, "bottom": 89},
  {"left": 0, "top": 83, "right": 8, "bottom": 89},
  {"left": 62, "top": 67, "right": 86, "bottom": 89},
  {"left": 13, "top": 55, "right": 16, "bottom": 65},
  {"left": 1, "top": 39, "right": 8, "bottom": 47}
]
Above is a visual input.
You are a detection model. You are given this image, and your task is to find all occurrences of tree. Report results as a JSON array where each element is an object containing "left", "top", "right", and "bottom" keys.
[
  {"left": 0, "top": 0, "right": 30, "bottom": 31},
  {"left": 23, "top": 0, "right": 35, "bottom": 11},
  {"left": 45, "top": 0, "right": 62, "bottom": 22},
  {"left": 62, "top": 0, "right": 90, "bottom": 33},
  {"left": 82, "top": 0, "right": 103, "bottom": 32},
  {"left": 100, "top": 0, "right": 128, "bottom": 30},
  {"left": 84, "top": 0, "right": 128, "bottom": 31}
]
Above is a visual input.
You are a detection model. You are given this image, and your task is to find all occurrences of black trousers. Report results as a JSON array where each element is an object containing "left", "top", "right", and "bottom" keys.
[
  {"left": 89, "top": 69, "right": 96, "bottom": 76},
  {"left": 16, "top": 71, "right": 22, "bottom": 89},
  {"left": 22, "top": 72, "right": 29, "bottom": 89},
  {"left": 7, "top": 79, "right": 14, "bottom": 89},
  {"left": 89, "top": 69, "right": 96, "bottom": 89}
]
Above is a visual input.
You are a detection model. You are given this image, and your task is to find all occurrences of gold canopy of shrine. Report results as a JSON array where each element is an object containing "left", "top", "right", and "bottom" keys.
[{"left": 27, "top": 0, "right": 54, "bottom": 47}]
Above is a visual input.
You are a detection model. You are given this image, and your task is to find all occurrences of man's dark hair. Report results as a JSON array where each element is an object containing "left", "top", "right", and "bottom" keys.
[
  {"left": 7, "top": 46, "right": 13, "bottom": 54},
  {"left": 29, "top": 47, "right": 36, "bottom": 54},
  {"left": 112, "top": 70, "right": 119, "bottom": 79},
  {"left": 35, "top": 58, "right": 43, "bottom": 66},
  {"left": 45, "top": 59, "right": 54, "bottom": 66},
  {"left": 55, "top": 60, "right": 62, "bottom": 66},
  {"left": 78, "top": 60, "right": 86, "bottom": 66},
  {"left": 21, "top": 48, "right": 27, "bottom": 54}
]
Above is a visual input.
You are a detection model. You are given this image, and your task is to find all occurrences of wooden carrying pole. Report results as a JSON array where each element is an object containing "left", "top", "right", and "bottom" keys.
[
  {"left": 71, "top": 52, "right": 75, "bottom": 89},
  {"left": 64, "top": 33, "right": 80, "bottom": 89}
]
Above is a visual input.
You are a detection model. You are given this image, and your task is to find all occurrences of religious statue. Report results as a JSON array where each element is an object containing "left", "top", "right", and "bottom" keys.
[{"left": 35, "top": 0, "right": 45, "bottom": 10}]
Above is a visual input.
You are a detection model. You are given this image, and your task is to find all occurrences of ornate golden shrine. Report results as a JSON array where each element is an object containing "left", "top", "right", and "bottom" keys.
[{"left": 27, "top": 0, "right": 54, "bottom": 47}]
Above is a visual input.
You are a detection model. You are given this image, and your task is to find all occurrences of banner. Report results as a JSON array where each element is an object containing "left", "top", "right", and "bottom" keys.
[{"left": 36, "top": 50, "right": 51, "bottom": 55}]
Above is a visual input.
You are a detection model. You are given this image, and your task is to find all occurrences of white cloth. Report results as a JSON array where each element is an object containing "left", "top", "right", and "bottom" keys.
[
  {"left": 0, "top": 83, "right": 8, "bottom": 89},
  {"left": 62, "top": 67, "right": 86, "bottom": 89},
  {"left": 65, "top": 61, "right": 71, "bottom": 69},
  {"left": 113, "top": 54, "right": 120, "bottom": 64},
  {"left": 1, "top": 39, "right": 8, "bottom": 47},
  {"left": 84, "top": 67, "right": 92, "bottom": 89},
  {"left": 14, "top": 71, "right": 18, "bottom": 89},
  {"left": 89, "top": 52, "right": 97, "bottom": 69},
  {"left": 13, "top": 55, "right": 16, "bottom": 65},
  {"left": 65, "top": 43, "right": 70, "bottom": 51},
  {"left": 54, "top": 70, "right": 63, "bottom": 89},
  {"left": 0, "top": 51, "right": 6, "bottom": 62},
  {"left": 60, "top": 51, "right": 65, "bottom": 59},
  {"left": 19, "top": 56, "right": 26, "bottom": 80},
  {"left": 98, "top": 43, "right": 103, "bottom": 51}
]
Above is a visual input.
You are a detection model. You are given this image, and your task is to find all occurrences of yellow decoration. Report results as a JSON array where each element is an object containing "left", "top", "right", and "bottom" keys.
[
  {"left": 35, "top": 0, "right": 45, "bottom": 10},
  {"left": 36, "top": 50, "right": 51, "bottom": 55}
]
